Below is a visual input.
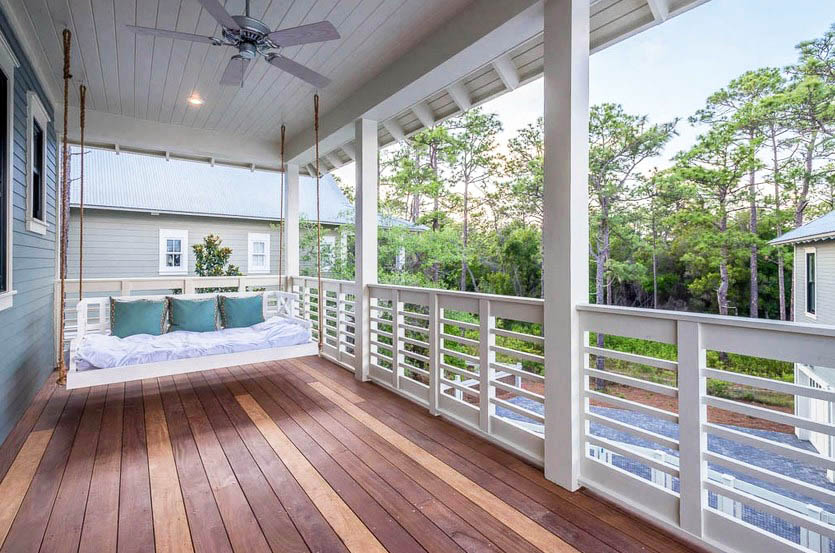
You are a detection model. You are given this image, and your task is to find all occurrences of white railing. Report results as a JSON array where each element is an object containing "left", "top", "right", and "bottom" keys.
[
  {"left": 578, "top": 304, "right": 835, "bottom": 553},
  {"left": 289, "top": 276, "right": 359, "bottom": 370},
  {"left": 363, "top": 283, "right": 545, "bottom": 463}
]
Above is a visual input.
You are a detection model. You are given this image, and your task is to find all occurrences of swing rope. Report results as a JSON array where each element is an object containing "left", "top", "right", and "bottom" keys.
[
  {"left": 57, "top": 29, "right": 72, "bottom": 386},
  {"left": 78, "top": 84, "right": 86, "bottom": 302},
  {"left": 314, "top": 94, "right": 323, "bottom": 353},
  {"left": 279, "top": 124, "right": 286, "bottom": 292}
]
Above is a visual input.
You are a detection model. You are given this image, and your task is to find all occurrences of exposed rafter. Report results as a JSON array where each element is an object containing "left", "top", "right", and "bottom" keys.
[
  {"left": 447, "top": 81, "right": 472, "bottom": 112},
  {"left": 326, "top": 153, "right": 342, "bottom": 169},
  {"left": 492, "top": 53, "right": 520, "bottom": 91},
  {"left": 383, "top": 120, "right": 407, "bottom": 143},
  {"left": 413, "top": 102, "right": 436, "bottom": 129},
  {"left": 341, "top": 142, "right": 356, "bottom": 161},
  {"left": 647, "top": 0, "right": 670, "bottom": 21}
]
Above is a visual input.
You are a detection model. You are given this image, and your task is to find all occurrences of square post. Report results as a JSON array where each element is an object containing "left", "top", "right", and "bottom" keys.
[
  {"left": 678, "top": 320, "right": 706, "bottom": 537},
  {"left": 355, "top": 118, "right": 378, "bottom": 381},
  {"left": 542, "top": 0, "right": 590, "bottom": 491},
  {"left": 284, "top": 163, "right": 300, "bottom": 287}
]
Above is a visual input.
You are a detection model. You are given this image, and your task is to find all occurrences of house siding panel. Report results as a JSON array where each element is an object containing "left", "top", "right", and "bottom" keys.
[
  {"left": 794, "top": 241, "right": 835, "bottom": 325},
  {"left": 67, "top": 209, "right": 338, "bottom": 279},
  {"left": 0, "top": 7, "right": 57, "bottom": 444}
]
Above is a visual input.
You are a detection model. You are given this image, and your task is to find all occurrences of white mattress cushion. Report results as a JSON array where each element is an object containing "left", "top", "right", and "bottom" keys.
[{"left": 74, "top": 316, "right": 311, "bottom": 371}]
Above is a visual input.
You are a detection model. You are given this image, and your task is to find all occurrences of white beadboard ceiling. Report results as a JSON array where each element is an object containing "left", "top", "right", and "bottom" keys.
[
  {"left": 5, "top": 0, "right": 710, "bottom": 170},
  {"left": 11, "top": 0, "right": 473, "bottom": 141}
]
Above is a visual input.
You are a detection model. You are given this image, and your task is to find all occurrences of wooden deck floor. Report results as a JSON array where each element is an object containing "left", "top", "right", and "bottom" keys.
[{"left": 0, "top": 356, "right": 704, "bottom": 553}]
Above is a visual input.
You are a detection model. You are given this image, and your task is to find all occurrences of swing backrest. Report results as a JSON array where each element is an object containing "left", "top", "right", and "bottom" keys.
[{"left": 75, "top": 290, "right": 298, "bottom": 338}]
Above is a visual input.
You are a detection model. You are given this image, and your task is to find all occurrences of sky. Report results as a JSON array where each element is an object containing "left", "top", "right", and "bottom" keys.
[{"left": 334, "top": 0, "right": 835, "bottom": 186}]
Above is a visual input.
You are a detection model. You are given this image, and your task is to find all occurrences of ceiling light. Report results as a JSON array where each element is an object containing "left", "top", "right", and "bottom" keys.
[{"left": 187, "top": 94, "right": 204, "bottom": 105}]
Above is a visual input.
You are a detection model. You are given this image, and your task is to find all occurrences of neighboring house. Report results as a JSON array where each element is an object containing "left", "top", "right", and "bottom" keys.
[
  {"left": 67, "top": 147, "right": 417, "bottom": 279},
  {"left": 771, "top": 211, "right": 835, "bottom": 478}
]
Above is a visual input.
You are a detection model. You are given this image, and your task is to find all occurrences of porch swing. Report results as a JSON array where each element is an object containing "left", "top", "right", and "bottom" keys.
[{"left": 58, "top": 30, "right": 326, "bottom": 389}]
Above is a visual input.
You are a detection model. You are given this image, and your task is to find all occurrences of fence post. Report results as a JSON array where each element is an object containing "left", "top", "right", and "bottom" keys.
[
  {"left": 806, "top": 504, "right": 824, "bottom": 553},
  {"left": 429, "top": 291, "right": 440, "bottom": 416},
  {"left": 678, "top": 320, "right": 706, "bottom": 538},
  {"left": 392, "top": 289, "right": 404, "bottom": 390},
  {"left": 479, "top": 298, "right": 496, "bottom": 433}
]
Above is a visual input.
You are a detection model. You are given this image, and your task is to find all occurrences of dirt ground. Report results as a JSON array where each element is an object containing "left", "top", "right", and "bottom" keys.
[{"left": 523, "top": 380, "right": 795, "bottom": 434}]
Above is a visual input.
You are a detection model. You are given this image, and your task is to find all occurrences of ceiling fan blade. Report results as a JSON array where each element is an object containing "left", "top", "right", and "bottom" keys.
[
  {"left": 126, "top": 25, "right": 220, "bottom": 44},
  {"left": 267, "top": 21, "right": 340, "bottom": 47},
  {"left": 266, "top": 54, "right": 331, "bottom": 88},
  {"left": 220, "top": 56, "right": 251, "bottom": 87},
  {"left": 195, "top": 0, "right": 240, "bottom": 30}
]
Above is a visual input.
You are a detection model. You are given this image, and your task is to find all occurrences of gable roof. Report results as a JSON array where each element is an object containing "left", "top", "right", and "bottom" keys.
[
  {"left": 68, "top": 147, "right": 419, "bottom": 230},
  {"left": 770, "top": 210, "right": 835, "bottom": 246}
]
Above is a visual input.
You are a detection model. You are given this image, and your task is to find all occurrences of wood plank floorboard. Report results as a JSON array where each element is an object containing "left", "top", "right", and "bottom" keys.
[
  {"left": 78, "top": 383, "right": 125, "bottom": 553},
  {"left": 0, "top": 362, "right": 707, "bottom": 553}
]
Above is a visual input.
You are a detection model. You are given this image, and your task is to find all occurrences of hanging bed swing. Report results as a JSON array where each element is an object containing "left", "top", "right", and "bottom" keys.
[{"left": 57, "top": 29, "right": 328, "bottom": 389}]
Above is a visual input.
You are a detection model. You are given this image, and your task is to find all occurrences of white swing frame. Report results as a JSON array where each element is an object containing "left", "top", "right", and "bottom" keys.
[{"left": 66, "top": 290, "right": 318, "bottom": 389}]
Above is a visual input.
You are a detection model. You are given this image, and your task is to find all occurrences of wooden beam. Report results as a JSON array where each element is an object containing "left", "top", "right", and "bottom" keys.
[
  {"left": 341, "top": 142, "right": 356, "bottom": 161},
  {"left": 446, "top": 81, "right": 472, "bottom": 112},
  {"left": 647, "top": 0, "right": 669, "bottom": 21},
  {"left": 383, "top": 120, "right": 407, "bottom": 143},
  {"left": 412, "top": 102, "right": 435, "bottom": 129},
  {"left": 492, "top": 53, "right": 520, "bottom": 91}
]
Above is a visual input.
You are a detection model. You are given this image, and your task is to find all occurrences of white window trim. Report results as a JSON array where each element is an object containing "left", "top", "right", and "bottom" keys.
[
  {"left": 805, "top": 246, "right": 817, "bottom": 320},
  {"left": 247, "top": 232, "right": 270, "bottom": 274},
  {"left": 25, "top": 90, "right": 49, "bottom": 235},
  {"left": 159, "top": 229, "right": 188, "bottom": 275},
  {"left": 322, "top": 234, "right": 337, "bottom": 271},
  {"left": 0, "top": 31, "right": 18, "bottom": 311}
]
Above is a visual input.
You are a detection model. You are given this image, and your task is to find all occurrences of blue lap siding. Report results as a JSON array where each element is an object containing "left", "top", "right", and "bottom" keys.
[{"left": 0, "top": 6, "right": 57, "bottom": 444}]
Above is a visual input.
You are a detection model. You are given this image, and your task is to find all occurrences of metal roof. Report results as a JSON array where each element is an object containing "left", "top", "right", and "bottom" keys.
[
  {"left": 68, "top": 147, "right": 418, "bottom": 229},
  {"left": 770, "top": 211, "right": 835, "bottom": 246}
]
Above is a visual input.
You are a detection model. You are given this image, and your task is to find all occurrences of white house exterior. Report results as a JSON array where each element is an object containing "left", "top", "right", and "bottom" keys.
[
  {"left": 67, "top": 147, "right": 418, "bottom": 279},
  {"left": 772, "top": 211, "right": 835, "bottom": 476}
]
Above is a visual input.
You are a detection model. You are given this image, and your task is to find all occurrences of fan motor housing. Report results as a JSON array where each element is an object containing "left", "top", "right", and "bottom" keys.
[{"left": 229, "top": 15, "right": 271, "bottom": 43}]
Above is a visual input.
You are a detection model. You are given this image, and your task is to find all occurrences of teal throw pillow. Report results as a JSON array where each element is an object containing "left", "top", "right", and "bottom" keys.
[
  {"left": 110, "top": 298, "right": 166, "bottom": 338},
  {"left": 167, "top": 296, "right": 217, "bottom": 333},
  {"left": 219, "top": 295, "right": 265, "bottom": 329}
]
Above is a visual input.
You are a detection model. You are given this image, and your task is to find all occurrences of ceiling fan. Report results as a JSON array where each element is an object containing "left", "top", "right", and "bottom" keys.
[{"left": 126, "top": 0, "right": 339, "bottom": 88}]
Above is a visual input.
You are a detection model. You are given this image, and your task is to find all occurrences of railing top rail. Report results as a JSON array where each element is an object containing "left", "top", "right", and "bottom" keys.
[
  {"left": 368, "top": 282, "right": 545, "bottom": 307},
  {"left": 578, "top": 303, "right": 835, "bottom": 339}
]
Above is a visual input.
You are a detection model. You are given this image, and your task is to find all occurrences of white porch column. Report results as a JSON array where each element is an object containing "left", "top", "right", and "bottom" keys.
[
  {"left": 542, "top": 0, "right": 590, "bottom": 491},
  {"left": 284, "top": 164, "right": 300, "bottom": 282},
  {"left": 354, "top": 118, "right": 378, "bottom": 381}
]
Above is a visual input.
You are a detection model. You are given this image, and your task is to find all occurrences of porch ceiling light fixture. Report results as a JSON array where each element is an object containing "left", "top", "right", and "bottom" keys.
[
  {"left": 126, "top": 0, "right": 339, "bottom": 89},
  {"left": 187, "top": 94, "right": 205, "bottom": 105}
]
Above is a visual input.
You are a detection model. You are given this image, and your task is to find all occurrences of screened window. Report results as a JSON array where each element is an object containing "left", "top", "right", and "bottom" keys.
[
  {"left": 159, "top": 229, "right": 188, "bottom": 274},
  {"left": 32, "top": 121, "right": 43, "bottom": 221},
  {"left": 26, "top": 91, "right": 49, "bottom": 234},
  {"left": 807, "top": 251, "right": 816, "bottom": 315},
  {"left": 248, "top": 233, "right": 270, "bottom": 274}
]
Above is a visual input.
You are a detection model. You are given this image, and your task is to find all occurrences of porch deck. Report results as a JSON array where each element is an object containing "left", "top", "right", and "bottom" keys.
[{"left": 0, "top": 356, "right": 701, "bottom": 553}]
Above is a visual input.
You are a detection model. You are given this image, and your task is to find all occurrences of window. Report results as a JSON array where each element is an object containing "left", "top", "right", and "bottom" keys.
[
  {"left": 248, "top": 233, "right": 270, "bottom": 274},
  {"left": 26, "top": 91, "right": 50, "bottom": 235},
  {"left": 807, "top": 250, "right": 816, "bottom": 316},
  {"left": 159, "top": 229, "right": 188, "bottom": 274},
  {"left": 0, "top": 32, "right": 17, "bottom": 311}
]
